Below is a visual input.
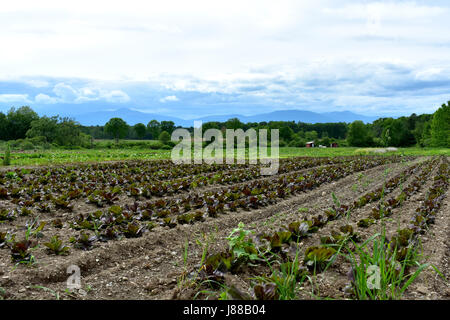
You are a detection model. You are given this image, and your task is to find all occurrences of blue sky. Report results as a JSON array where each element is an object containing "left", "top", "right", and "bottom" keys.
[{"left": 0, "top": 0, "right": 449, "bottom": 119}]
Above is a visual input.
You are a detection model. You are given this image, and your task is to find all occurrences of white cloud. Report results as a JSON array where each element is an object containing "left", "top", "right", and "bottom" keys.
[
  {"left": 53, "top": 83, "right": 79, "bottom": 101},
  {"left": 0, "top": 1, "right": 449, "bottom": 117},
  {"left": 42, "top": 83, "right": 130, "bottom": 104},
  {"left": 100, "top": 90, "right": 130, "bottom": 103},
  {"left": 414, "top": 68, "right": 446, "bottom": 81},
  {"left": 324, "top": 2, "right": 446, "bottom": 21},
  {"left": 0, "top": 94, "right": 31, "bottom": 104},
  {"left": 34, "top": 93, "right": 57, "bottom": 104},
  {"left": 1, "top": 0, "right": 448, "bottom": 80},
  {"left": 159, "top": 95, "right": 179, "bottom": 103},
  {"left": 25, "top": 79, "right": 49, "bottom": 88}
]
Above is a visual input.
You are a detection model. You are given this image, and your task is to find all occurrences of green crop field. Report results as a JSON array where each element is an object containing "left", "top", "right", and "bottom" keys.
[{"left": 1, "top": 146, "right": 448, "bottom": 167}]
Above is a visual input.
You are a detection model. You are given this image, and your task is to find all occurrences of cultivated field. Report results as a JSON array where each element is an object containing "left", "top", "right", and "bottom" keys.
[
  {"left": 3, "top": 146, "right": 450, "bottom": 167},
  {"left": 0, "top": 155, "right": 448, "bottom": 300}
]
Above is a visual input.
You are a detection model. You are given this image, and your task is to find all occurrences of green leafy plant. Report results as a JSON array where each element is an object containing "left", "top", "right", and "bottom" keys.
[
  {"left": 53, "top": 195, "right": 74, "bottom": 211},
  {"left": 11, "top": 239, "right": 36, "bottom": 263},
  {"left": 31, "top": 285, "right": 60, "bottom": 300},
  {"left": 303, "top": 246, "right": 336, "bottom": 272},
  {"left": 72, "top": 232, "right": 96, "bottom": 251},
  {"left": 342, "top": 231, "right": 433, "bottom": 300},
  {"left": 0, "top": 287, "right": 7, "bottom": 299},
  {"left": 44, "top": 236, "right": 70, "bottom": 255},
  {"left": 0, "top": 231, "right": 15, "bottom": 248},
  {"left": 24, "top": 219, "right": 46, "bottom": 240},
  {"left": 99, "top": 226, "right": 121, "bottom": 241},
  {"left": 0, "top": 209, "right": 15, "bottom": 222},
  {"left": 226, "top": 222, "right": 260, "bottom": 263},
  {"left": 253, "top": 283, "right": 279, "bottom": 300},
  {"left": 287, "top": 221, "right": 310, "bottom": 240},
  {"left": 122, "top": 221, "right": 144, "bottom": 238},
  {"left": 357, "top": 218, "right": 375, "bottom": 228}
]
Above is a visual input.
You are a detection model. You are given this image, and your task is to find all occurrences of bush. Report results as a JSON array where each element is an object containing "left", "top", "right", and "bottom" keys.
[
  {"left": 20, "top": 140, "right": 35, "bottom": 150},
  {"left": 148, "top": 141, "right": 166, "bottom": 150},
  {"left": 159, "top": 131, "right": 171, "bottom": 144},
  {"left": 372, "top": 137, "right": 384, "bottom": 147},
  {"left": 28, "top": 136, "right": 47, "bottom": 145},
  {"left": 3, "top": 143, "right": 11, "bottom": 166},
  {"left": 278, "top": 139, "right": 287, "bottom": 147},
  {"left": 42, "top": 142, "right": 52, "bottom": 150},
  {"left": 338, "top": 139, "right": 349, "bottom": 147},
  {"left": 8, "top": 139, "right": 23, "bottom": 149},
  {"left": 80, "top": 132, "right": 93, "bottom": 148},
  {"left": 165, "top": 140, "right": 176, "bottom": 148},
  {"left": 288, "top": 139, "right": 306, "bottom": 147}
]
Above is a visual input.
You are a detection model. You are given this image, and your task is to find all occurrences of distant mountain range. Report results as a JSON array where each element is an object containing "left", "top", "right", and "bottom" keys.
[{"left": 73, "top": 108, "right": 379, "bottom": 127}]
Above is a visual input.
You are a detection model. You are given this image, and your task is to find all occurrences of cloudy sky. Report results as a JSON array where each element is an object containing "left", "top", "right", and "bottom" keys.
[{"left": 0, "top": 0, "right": 449, "bottom": 119}]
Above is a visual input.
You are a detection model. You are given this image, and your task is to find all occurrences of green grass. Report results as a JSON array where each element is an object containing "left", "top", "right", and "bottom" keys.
[
  {"left": 342, "top": 232, "right": 429, "bottom": 300},
  {"left": 0, "top": 149, "right": 171, "bottom": 166},
  {"left": 0, "top": 146, "right": 448, "bottom": 167}
]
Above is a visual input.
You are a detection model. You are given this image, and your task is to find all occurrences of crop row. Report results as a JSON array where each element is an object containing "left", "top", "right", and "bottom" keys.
[
  {"left": 342, "top": 156, "right": 449, "bottom": 298},
  {"left": 363, "top": 157, "right": 439, "bottom": 223},
  {"left": 65, "top": 156, "right": 408, "bottom": 244},
  {"left": 208, "top": 159, "right": 433, "bottom": 275},
  {"left": 190, "top": 157, "right": 448, "bottom": 300},
  {"left": 0, "top": 156, "right": 413, "bottom": 267},
  {"left": 0, "top": 156, "right": 400, "bottom": 216}
]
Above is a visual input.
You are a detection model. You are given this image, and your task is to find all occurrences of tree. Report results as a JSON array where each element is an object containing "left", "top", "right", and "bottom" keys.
[
  {"left": 26, "top": 116, "right": 59, "bottom": 142},
  {"left": 421, "top": 122, "right": 433, "bottom": 147},
  {"left": 202, "top": 121, "right": 221, "bottom": 135},
  {"left": 347, "top": 121, "right": 373, "bottom": 147},
  {"left": 147, "top": 120, "right": 161, "bottom": 140},
  {"left": 6, "top": 106, "right": 39, "bottom": 140},
  {"left": 26, "top": 116, "right": 87, "bottom": 147},
  {"left": 225, "top": 118, "right": 243, "bottom": 130},
  {"left": 430, "top": 101, "right": 450, "bottom": 147},
  {"left": 160, "top": 121, "right": 175, "bottom": 135},
  {"left": 105, "top": 118, "right": 129, "bottom": 143},
  {"left": 133, "top": 123, "right": 147, "bottom": 139},
  {"left": 0, "top": 112, "right": 8, "bottom": 140},
  {"left": 381, "top": 118, "right": 412, "bottom": 147},
  {"left": 54, "top": 117, "right": 84, "bottom": 146},
  {"left": 305, "top": 130, "right": 318, "bottom": 142},
  {"left": 159, "top": 130, "right": 171, "bottom": 144},
  {"left": 279, "top": 126, "right": 294, "bottom": 141}
]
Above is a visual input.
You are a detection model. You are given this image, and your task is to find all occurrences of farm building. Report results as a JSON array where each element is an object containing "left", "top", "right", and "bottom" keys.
[{"left": 306, "top": 141, "right": 315, "bottom": 148}]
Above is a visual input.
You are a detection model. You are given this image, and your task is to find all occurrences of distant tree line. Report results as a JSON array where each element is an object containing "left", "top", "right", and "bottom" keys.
[
  {"left": 81, "top": 119, "right": 180, "bottom": 141},
  {"left": 346, "top": 102, "right": 449, "bottom": 148},
  {"left": 1, "top": 101, "right": 448, "bottom": 149},
  {"left": 0, "top": 106, "right": 92, "bottom": 149}
]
